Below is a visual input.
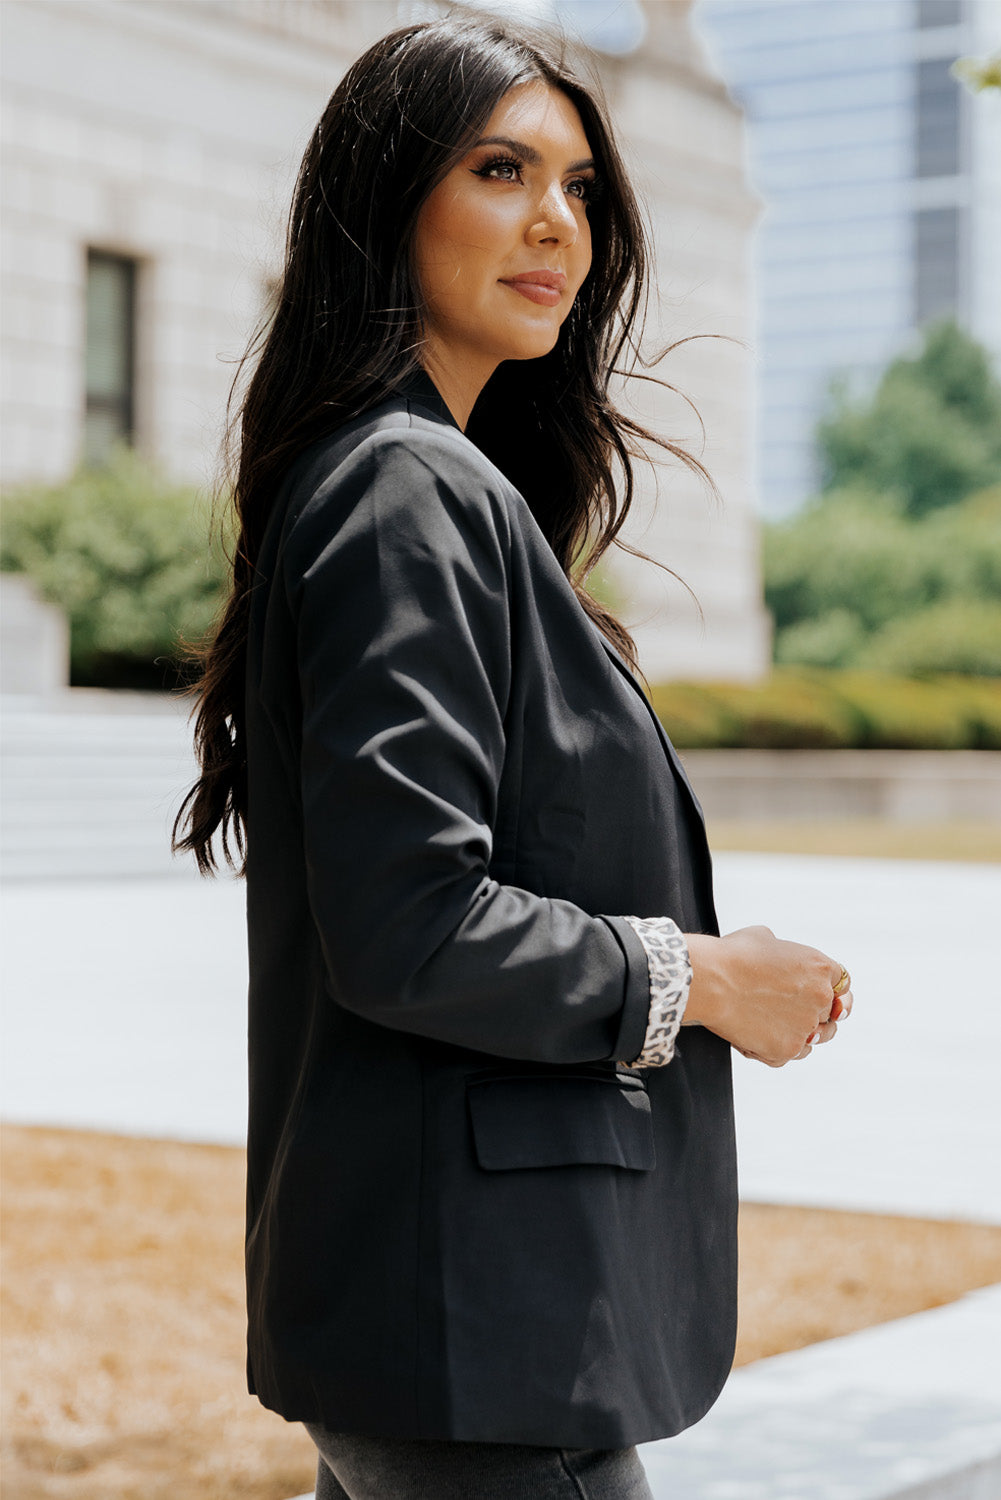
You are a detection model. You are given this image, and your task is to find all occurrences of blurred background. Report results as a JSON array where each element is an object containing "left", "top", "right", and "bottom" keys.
[{"left": 1, "top": 2, "right": 1000, "bottom": 1498}]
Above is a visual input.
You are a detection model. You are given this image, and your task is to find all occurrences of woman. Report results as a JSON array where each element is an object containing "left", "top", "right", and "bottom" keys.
[{"left": 175, "top": 16, "right": 852, "bottom": 1499}]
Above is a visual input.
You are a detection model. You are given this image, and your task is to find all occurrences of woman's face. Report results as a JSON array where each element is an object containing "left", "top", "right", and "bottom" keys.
[{"left": 413, "top": 81, "right": 597, "bottom": 418}]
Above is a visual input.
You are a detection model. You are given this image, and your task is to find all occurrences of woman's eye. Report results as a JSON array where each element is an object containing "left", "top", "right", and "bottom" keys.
[
  {"left": 568, "top": 176, "right": 602, "bottom": 203},
  {"left": 473, "top": 156, "right": 522, "bottom": 183},
  {"left": 471, "top": 158, "right": 601, "bottom": 202}
]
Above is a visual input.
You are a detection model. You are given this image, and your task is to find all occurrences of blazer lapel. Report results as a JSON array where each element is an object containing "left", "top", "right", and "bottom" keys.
[{"left": 589, "top": 622, "right": 710, "bottom": 837}]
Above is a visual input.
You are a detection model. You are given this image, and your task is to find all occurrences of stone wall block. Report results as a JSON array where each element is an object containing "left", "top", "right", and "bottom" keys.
[{"left": 0, "top": 575, "right": 70, "bottom": 696}]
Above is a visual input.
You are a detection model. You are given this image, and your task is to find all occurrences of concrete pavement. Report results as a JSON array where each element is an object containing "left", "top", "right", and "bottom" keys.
[
  {"left": 714, "top": 852, "right": 1001, "bottom": 1224},
  {"left": 637, "top": 1285, "right": 1001, "bottom": 1499}
]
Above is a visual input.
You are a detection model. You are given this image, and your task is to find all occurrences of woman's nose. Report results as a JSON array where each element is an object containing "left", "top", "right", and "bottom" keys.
[{"left": 527, "top": 183, "right": 578, "bottom": 245}]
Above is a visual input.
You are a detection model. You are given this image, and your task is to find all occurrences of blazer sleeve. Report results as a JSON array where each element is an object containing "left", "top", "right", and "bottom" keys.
[{"left": 282, "top": 424, "right": 652, "bottom": 1066}]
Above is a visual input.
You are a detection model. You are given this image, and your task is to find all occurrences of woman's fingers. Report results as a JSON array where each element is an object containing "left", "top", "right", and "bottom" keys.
[
  {"left": 831, "top": 987, "right": 854, "bottom": 1021},
  {"left": 747, "top": 979, "right": 850, "bottom": 1063},
  {"left": 686, "top": 928, "right": 855, "bottom": 1066}
]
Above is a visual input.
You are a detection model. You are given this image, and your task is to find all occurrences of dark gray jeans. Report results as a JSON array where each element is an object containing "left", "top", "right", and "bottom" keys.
[{"left": 304, "top": 1424, "right": 655, "bottom": 1500}]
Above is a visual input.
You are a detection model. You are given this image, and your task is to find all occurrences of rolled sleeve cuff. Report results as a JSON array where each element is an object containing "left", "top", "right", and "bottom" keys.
[
  {"left": 596, "top": 913, "right": 657, "bottom": 1065},
  {"left": 615, "top": 915, "right": 692, "bottom": 1069}
]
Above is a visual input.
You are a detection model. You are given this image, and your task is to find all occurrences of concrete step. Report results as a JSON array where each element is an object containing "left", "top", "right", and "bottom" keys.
[
  {"left": 1, "top": 694, "right": 197, "bottom": 879},
  {"left": 680, "top": 749, "right": 1001, "bottom": 823}
]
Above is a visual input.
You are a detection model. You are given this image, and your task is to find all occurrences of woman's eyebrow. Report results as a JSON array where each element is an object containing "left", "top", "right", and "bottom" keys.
[{"left": 473, "top": 134, "right": 596, "bottom": 173}]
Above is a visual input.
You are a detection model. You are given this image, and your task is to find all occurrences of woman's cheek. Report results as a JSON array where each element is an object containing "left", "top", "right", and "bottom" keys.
[{"left": 461, "top": 194, "right": 523, "bottom": 256}]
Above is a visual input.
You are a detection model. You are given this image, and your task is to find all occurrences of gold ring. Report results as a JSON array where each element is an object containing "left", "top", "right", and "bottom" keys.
[{"left": 833, "top": 966, "right": 851, "bottom": 997}]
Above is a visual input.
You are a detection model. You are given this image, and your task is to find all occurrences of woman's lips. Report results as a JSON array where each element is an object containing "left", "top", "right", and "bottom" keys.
[{"left": 500, "top": 272, "right": 566, "bottom": 308}]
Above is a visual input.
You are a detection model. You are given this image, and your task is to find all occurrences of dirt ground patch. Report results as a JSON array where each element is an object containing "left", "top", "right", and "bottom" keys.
[{"left": 3, "top": 1125, "right": 1000, "bottom": 1500}]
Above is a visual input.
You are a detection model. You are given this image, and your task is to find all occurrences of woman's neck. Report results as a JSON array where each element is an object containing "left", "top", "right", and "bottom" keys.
[{"left": 418, "top": 344, "right": 498, "bottom": 432}]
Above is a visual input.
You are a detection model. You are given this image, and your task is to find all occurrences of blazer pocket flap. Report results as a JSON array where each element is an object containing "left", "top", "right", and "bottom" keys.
[{"left": 466, "top": 1072, "right": 655, "bottom": 1171}]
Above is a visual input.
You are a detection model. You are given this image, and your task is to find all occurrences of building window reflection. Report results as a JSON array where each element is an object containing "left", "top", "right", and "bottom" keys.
[
  {"left": 916, "top": 57, "right": 961, "bottom": 178},
  {"left": 917, "top": 0, "right": 962, "bottom": 29},
  {"left": 84, "top": 249, "right": 136, "bottom": 466},
  {"left": 914, "top": 205, "right": 960, "bottom": 324}
]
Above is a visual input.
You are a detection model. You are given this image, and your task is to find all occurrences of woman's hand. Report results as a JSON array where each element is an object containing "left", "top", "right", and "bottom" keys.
[{"left": 683, "top": 926, "right": 853, "bottom": 1067}]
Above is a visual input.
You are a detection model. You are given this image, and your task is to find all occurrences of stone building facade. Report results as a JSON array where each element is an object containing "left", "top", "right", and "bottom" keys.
[{"left": 0, "top": 0, "right": 770, "bottom": 681}]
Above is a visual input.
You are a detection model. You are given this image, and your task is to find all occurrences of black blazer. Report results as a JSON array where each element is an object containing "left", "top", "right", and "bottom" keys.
[{"left": 242, "top": 368, "right": 737, "bottom": 1449}]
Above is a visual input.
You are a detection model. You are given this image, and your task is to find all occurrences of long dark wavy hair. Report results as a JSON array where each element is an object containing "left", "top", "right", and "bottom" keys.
[{"left": 173, "top": 14, "right": 720, "bottom": 875}]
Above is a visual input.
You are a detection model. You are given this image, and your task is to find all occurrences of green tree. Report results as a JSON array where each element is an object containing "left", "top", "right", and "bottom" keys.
[
  {"left": 764, "top": 483, "right": 1001, "bottom": 676},
  {"left": 816, "top": 320, "right": 1001, "bottom": 517}
]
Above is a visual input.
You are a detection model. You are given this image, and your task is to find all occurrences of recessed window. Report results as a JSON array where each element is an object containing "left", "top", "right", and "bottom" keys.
[
  {"left": 917, "top": 0, "right": 962, "bottom": 28},
  {"left": 84, "top": 250, "right": 136, "bottom": 466},
  {"left": 914, "top": 206, "right": 959, "bottom": 324},
  {"left": 916, "top": 57, "right": 961, "bottom": 178}
]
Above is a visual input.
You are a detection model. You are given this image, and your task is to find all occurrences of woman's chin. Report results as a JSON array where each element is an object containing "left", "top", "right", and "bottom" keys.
[{"left": 500, "top": 329, "right": 563, "bottom": 364}]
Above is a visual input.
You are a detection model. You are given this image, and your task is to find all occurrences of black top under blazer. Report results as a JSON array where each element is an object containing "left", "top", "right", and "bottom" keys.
[{"left": 242, "top": 367, "right": 738, "bottom": 1449}]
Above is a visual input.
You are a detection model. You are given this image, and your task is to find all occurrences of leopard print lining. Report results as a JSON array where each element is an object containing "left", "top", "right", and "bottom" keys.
[{"left": 617, "top": 915, "right": 693, "bottom": 1070}]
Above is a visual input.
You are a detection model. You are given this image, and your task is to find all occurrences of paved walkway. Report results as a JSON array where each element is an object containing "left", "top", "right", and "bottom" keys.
[
  {"left": 2, "top": 853, "right": 999, "bottom": 1223},
  {"left": 637, "top": 1285, "right": 1001, "bottom": 1500},
  {"left": 714, "top": 853, "right": 1001, "bottom": 1224}
]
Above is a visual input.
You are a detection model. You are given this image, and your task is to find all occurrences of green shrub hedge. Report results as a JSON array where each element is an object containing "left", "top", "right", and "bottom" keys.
[
  {"left": 0, "top": 448, "right": 230, "bottom": 689},
  {"left": 3, "top": 450, "right": 999, "bottom": 746},
  {"left": 765, "top": 482, "right": 1001, "bottom": 675},
  {"left": 651, "top": 669, "right": 1001, "bottom": 750}
]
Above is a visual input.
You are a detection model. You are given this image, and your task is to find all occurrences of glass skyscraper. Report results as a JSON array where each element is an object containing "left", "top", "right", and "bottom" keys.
[{"left": 694, "top": 0, "right": 1001, "bottom": 516}]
